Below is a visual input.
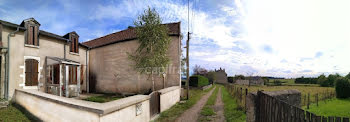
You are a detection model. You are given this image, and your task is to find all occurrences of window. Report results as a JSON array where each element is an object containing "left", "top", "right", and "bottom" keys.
[
  {"left": 25, "top": 25, "right": 39, "bottom": 46},
  {"left": 25, "top": 59, "right": 39, "bottom": 86},
  {"left": 49, "top": 64, "right": 60, "bottom": 84},
  {"left": 70, "top": 36, "right": 79, "bottom": 53},
  {"left": 69, "top": 65, "right": 78, "bottom": 84}
]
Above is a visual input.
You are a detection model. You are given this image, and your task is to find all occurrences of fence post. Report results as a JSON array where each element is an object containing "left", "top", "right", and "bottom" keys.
[
  {"left": 304, "top": 94, "right": 307, "bottom": 106},
  {"left": 307, "top": 93, "right": 310, "bottom": 109},
  {"left": 316, "top": 93, "right": 318, "bottom": 107}
]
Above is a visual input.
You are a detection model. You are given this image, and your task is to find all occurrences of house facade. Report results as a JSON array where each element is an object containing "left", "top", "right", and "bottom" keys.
[
  {"left": 0, "top": 18, "right": 89, "bottom": 99},
  {"left": 214, "top": 68, "right": 228, "bottom": 84},
  {"left": 83, "top": 22, "right": 181, "bottom": 94}
]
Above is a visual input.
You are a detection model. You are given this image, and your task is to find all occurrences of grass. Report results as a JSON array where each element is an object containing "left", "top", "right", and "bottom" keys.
[
  {"left": 0, "top": 103, "right": 41, "bottom": 122},
  {"left": 221, "top": 85, "right": 246, "bottom": 122},
  {"left": 199, "top": 86, "right": 219, "bottom": 121},
  {"left": 233, "top": 85, "right": 335, "bottom": 106},
  {"left": 155, "top": 85, "right": 214, "bottom": 122},
  {"left": 83, "top": 94, "right": 122, "bottom": 103},
  {"left": 302, "top": 98, "right": 350, "bottom": 117}
]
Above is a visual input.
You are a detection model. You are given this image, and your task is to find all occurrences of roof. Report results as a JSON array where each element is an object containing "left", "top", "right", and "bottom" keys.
[
  {"left": 0, "top": 19, "right": 89, "bottom": 49},
  {"left": 82, "top": 22, "right": 181, "bottom": 49}
]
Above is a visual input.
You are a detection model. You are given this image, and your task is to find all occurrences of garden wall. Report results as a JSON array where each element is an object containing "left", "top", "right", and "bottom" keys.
[
  {"left": 158, "top": 86, "right": 180, "bottom": 112},
  {"left": 14, "top": 89, "right": 150, "bottom": 122}
]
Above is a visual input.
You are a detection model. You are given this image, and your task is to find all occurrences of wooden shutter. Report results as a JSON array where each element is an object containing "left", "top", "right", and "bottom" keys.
[
  {"left": 27, "top": 26, "right": 33, "bottom": 45},
  {"left": 69, "top": 66, "right": 72, "bottom": 84},
  {"left": 0, "top": 24, "right": 2, "bottom": 44},
  {"left": 80, "top": 65, "right": 84, "bottom": 85},
  {"left": 34, "top": 26, "right": 39, "bottom": 46},
  {"left": 25, "top": 60, "right": 32, "bottom": 86},
  {"left": 75, "top": 37, "right": 79, "bottom": 53},
  {"left": 32, "top": 60, "right": 39, "bottom": 85},
  {"left": 70, "top": 37, "right": 73, "bottom": 52}
]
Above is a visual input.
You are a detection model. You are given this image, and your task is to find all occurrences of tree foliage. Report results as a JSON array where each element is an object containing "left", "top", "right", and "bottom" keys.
[
  {"left": 129, "top": 7, "right": 170, "bottom": 91},
  {"left": 335, "top": 77, "right": 350, "bottom": 98}
]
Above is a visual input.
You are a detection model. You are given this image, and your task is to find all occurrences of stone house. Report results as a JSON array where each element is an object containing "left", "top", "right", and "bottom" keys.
[
  {"left": 0, "top": 18, "right": 89, "bottom": 99},
  {"left": 83, "top": 22, "right": 181, "bottom": 94},
  {"left": 214, "top": 67, "right": 228, "bottom": 84},
  {"left": 235, "top": 76, "right": 264, "bottom": 86}
]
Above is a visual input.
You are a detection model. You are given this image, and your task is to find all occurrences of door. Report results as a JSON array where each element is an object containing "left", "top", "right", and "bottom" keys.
[{"left": 149, "top": 91, "right": 160, "bottom": 117}]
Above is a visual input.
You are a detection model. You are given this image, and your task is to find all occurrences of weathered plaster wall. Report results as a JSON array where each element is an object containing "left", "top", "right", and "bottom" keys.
[
  {"left": 2, "top": 26, "right": 88, "bottom": 99},
  {"left": 158, "top": 86, "right": 180, "bottom": 112},
  {"left": 88, "top": 36, "right": 181, "bottom": 94}
]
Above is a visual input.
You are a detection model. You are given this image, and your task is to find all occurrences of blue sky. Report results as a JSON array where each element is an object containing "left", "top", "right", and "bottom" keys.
[{"left": 1, "top": 0, "right": 350, "bottom": 78}]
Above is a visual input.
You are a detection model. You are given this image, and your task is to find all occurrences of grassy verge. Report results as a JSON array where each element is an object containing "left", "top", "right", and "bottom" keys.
[
  {"left": 234, "top": 85, "right": 335, "bottom": 106},
  {"left": 302, "top": 98, "right": 350, "bottom": 117},
  {"left": 198, "top": 86, "right": 219, "bottom": 121},
  {"left": 0, "top": 103, "right": 41, "bottom": 122},
  {"left": 155, "top": 85, "right": 214, "bottom": 122},
  {"left": 83, "top": 94, "right": 122, "bottom": 103},
  {"left": 221, "top": 85, "right": 246, "bottom": 122}
]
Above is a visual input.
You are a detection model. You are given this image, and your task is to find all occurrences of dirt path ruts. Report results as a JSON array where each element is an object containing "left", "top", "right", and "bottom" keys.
[
  {"left": 212, "top": 87, "right": 225, "bottom": 122},
  {"left": 175, "top": 86, "right": 216, "bottom": 122}
]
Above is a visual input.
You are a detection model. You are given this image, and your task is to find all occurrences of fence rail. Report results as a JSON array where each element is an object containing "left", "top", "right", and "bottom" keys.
[{"left": 256, "top": 91, "right": 349, "bottom": 122}]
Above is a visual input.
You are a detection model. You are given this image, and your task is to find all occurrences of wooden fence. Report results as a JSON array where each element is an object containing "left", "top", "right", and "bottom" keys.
[
  {"left": 256, "top": 91, "right": 349, "bottom": 122},
  {"left": 226, "top": 84, "right": 336, "bottom": 111}
]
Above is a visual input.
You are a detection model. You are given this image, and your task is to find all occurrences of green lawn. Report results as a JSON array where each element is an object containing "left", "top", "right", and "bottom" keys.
[
  {"left": 303, "top": 98, "right": 350, "bottom": 117},
  {"left": 0, "top": 103, "right": 41, "bottom": 122},
  {"left": 155, "top": 85, "right": 214, "bottom": 122},
  {"left": 199, "top": 86, "right": 219, "bottom": 121},
  {"left": 83, "top": 94, "right": 122, "bottom": 103},
  {"left": 221, "top": 85, "right": 246, "bottom": 122}
]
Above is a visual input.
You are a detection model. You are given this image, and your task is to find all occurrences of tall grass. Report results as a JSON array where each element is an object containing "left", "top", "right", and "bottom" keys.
[{"left": 221, "top": 85, "right": 246, "bottom": 122}]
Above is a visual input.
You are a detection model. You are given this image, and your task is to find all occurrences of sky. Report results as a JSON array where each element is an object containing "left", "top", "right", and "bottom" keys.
[{"left": 1, "top": 0, "right": 350, "bottom": 78}]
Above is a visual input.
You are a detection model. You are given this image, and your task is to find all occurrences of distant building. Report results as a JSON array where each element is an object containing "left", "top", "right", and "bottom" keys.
[
  {"left": 235, "top": 76, "right": 264, "bottom": 86},
  {"left": 214, "top": 67, "right": 228, "bottom": 84}
]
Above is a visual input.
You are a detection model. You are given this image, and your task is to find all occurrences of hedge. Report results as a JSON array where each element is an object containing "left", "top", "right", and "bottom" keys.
[
  {"left": 335, "top": 77, "right": 350, "bottom": 98},
  {"left": 189, "top": 75, "right": 209, "bottom": 87}
]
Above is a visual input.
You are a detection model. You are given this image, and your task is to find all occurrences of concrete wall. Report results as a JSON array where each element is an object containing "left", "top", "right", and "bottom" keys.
[
  {"left": 1, "top": 26, "right": 88, "bottom": 99},
  {"left": 246, "top": 90, "right": 301, "bottom": 122},
  {"left": 158, "top": 86, "right": 180, "bottom": 112},
  {"left": 14, "top": 89, "right": 150, "bottom": 122},
  {"left": 88, "top": 36, "right": 181, "bottom": 94}
]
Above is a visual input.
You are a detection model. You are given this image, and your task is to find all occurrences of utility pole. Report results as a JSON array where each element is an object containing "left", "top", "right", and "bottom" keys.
[{"left": 186, "top": 32, "right": 190, "bottom": 100}]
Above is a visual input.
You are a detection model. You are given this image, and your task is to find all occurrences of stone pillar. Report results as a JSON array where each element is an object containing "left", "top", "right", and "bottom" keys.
[{"left": 77, "top": 65, "right": 80, "bottom": 96}]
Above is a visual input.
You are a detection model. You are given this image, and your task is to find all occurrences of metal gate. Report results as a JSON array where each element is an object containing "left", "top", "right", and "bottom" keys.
[{"left": 149, "top": 91, "right": 160, "bottom": 117}]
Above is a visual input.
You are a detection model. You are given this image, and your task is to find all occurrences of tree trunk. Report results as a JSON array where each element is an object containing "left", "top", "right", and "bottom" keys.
[{"left": 152, "top": 69, "right": 155, "bottom": 91}]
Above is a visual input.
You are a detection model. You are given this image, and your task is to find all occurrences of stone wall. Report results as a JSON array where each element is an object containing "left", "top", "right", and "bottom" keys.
[{"left": 246, "top": 89, "right": 301, "bottom": 122}]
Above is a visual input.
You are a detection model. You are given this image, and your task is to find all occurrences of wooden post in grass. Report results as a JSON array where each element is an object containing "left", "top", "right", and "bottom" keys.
[
  {"left": 316, "top": 93, "right": 318, "bottom": 107},
  {"left": 307, "top": 93, "right": 310, "bottom": 109},
  {"left": 304, "top": 94, "right": 307, "bottom": 106}
]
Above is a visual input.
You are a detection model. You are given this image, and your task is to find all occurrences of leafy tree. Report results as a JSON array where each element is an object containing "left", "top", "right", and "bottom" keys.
[
  {"left": 193, "top": 65, "right": 208, "bottom": 76},
  {"left": 345, "top": 72, "right": 350, "bottom": 79},
  {"left": 129, "top": 7, "right": 171, "bottom": 91},
  {"left": 206, "top": 70, "right": 216, "bottom": 84},
  {"left": 335, "top": 77, "right": 350, "bottom": 98},
  {"left": 317, "top": 74, "right": 327, "bottom": 87}
]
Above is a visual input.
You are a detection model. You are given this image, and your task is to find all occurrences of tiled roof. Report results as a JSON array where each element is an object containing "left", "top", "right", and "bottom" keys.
[{"left": 82, "top": 22, "right": 181, "bottom": 49}]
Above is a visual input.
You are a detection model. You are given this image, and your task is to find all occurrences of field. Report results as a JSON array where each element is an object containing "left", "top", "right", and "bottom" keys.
[
  {"left": 302, "top": 98, "right": 350, "bottom": 117},
  {"left": 267, "top": 79, "right": 319, "bottom": 86},
  {"left": 231, "top": 85, "right": 335, "bottom": 106}
]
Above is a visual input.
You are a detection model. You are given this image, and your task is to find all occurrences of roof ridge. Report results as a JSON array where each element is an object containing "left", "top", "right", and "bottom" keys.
[{"left": 83, "top": 22, "right": 180, "bottom": 44}]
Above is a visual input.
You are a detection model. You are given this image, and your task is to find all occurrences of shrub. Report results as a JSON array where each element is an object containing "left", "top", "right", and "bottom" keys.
[
  {"left": 227, "top": 77, "right": 234, "bottom": 83},
  {"left": 189, "top": 75, "right": 209, "bottom": 87},
  {"left": 335, "top": 77, "right": 350, "bottom": 98},
  {"left": 273, "top": 80, "right": 282, "bottom": 86}
]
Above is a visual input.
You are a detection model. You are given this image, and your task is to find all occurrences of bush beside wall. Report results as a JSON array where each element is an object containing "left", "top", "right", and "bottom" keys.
[{"left": 189, "top": 75, "right": 209, "bottom": 87}]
